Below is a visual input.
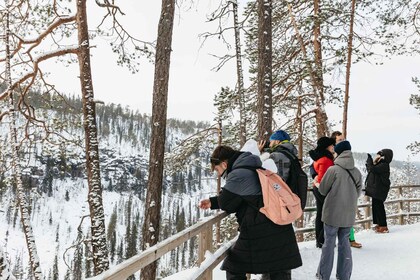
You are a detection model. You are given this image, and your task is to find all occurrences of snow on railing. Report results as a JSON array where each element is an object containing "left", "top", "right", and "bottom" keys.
[{"left": 87, "top": 185, "right": 420, "bottom": 279}]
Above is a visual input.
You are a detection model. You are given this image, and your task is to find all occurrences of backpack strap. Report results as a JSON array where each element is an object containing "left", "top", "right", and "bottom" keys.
[
  {"left": 276, "top": 148, "right": 301, "bottom": 162},
  {"left": 338, "top": 165, "right": 359, "bottom": 189},
  {"left": 237, "top": 166, "right": 265, "bottom": 171}
]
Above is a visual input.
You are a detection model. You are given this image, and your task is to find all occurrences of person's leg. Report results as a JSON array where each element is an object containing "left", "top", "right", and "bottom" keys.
[
  {"left": 349, "top": 227, "right": 355, "bottom": 241},
  {"left": 377, "top": 199, "right": 387, "bottom": 227},
  {"left": 313, "top": 187, "right": 325, "bottom": 246},
  {"left": 372, "top": 198, "right": 380, "bottom": 225},
  {"left": 226, "top": 271, "right": 247, "bottom": 280},
  {"left": 317, "top": 224, "right": 337, "bottom": 280},
  {"left": 269, "top": 270, "right": 292, "bottom": 280},
  {"left": 336, "top": 227, "right": 352, "bottom": 280},
  {"left": 349, "top": 227, "right": 362, "bottom": 248}
]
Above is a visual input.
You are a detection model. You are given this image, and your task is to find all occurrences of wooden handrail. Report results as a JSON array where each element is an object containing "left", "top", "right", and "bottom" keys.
[
  {"left": 87, "top": 185, "right": 420, "bottom": 279},
  {"left": 86, "top": 212, "right": 228, "bottom": 280}
]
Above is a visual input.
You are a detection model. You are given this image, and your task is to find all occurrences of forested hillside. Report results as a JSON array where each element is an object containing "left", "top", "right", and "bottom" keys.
[
  {"left": 0, "top": 94, "right": 218, "bottom": 279},
  {"left": 1, "top": 93, "right": 419, "bottom": 279}
]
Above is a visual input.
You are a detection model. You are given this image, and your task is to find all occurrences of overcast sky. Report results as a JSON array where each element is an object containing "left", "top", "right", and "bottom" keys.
[{"left": 46, "top": 0, "right": 420, "bottom": 162}]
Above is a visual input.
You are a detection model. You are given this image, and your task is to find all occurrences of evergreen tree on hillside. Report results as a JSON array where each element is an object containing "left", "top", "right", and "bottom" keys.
[
  {"left": 107, "top": 205, "right": 118, "bottom": 262},
  {"left": 408, "top": 78, "right": 420, "bottom": 155},
  {"left": 52, "top": 254, "right": 58, "bottom": 280}
]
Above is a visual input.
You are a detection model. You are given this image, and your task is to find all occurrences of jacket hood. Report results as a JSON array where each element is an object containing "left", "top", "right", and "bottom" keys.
[
  {"left": 334, "top": 150, "right": 355, "bottom": 170},
  {"left": 309, "top": 149, "right": 334, "bottom": 161},
  {"left": 379, "top": 149, "right": 393, "bottom": 163},
  {"left": 271, "top": 142, "right": 298, "bottom": 155},
  {"left": 227, "top": 151, "right": 262, "bottom": 174}
]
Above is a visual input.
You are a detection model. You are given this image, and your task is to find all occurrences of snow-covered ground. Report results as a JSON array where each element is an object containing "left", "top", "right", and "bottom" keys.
[{"left": 164, "top": 222, "right": 420, "bottom": 279}]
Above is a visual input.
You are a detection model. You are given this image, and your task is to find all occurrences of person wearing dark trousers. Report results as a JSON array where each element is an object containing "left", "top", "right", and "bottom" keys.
[
  {"left": 199, "top": 145, "right": 302, "bottom": 280},
  {"left": 365, "top": 149, "right": 393, "bottom": 233},
  {"left": 309, "top": 136, "right": 335, "bottom": 248}
]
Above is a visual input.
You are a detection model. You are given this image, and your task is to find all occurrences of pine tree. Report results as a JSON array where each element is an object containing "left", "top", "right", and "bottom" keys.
[
  {"left": 107, "top": 206, "right": 118, "bottom": 262},
  {"left": 72, "top": 244, "right": 83, "bottom": 280},
  {"left": 52, "top": 254, "right": 59, "bottom": 280},
  {"left": 141, "top": 0, "right": 175, "bottom": 278}
]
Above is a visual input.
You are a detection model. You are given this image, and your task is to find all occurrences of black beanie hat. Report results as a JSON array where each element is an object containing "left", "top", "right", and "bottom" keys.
[
  {"left": 334, "top": 140, "right": 351, "bottom": 156},
  {"left": 316, "top": 137, "right": 335, "bottom": 151}
]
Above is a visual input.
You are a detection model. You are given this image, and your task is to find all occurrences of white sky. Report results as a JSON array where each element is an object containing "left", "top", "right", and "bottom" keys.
[
  {"left": 163, "top": 222, "right": 420, "bottom": 279},
  {"left": 44, "top": 0, "right": 420, "bottom": 162}
]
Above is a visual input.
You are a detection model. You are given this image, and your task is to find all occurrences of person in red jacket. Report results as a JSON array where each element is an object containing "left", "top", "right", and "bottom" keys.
[{"left": 309, "top": 136, "right": 335, "bottom": 248}]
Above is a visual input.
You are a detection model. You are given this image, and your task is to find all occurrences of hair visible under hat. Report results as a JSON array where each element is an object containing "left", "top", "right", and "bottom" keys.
[{"left": 334, "top": 140, "right": 351, "bottom": 156}]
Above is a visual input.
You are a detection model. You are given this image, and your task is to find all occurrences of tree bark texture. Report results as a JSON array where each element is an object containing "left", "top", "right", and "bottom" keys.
[
  {"left": 4, "top": 1, "right": 42, "bottom": 278},
  {"left": 141, "top": 0, "right": 175, "bottom": 279},
  {"left": 313, "top": 0, "right": 325, "bottom": 102},
  {"left": 76, "top": 0, "right": 109, "bottom": 274},
  {"left": 232, "top": 1, "right": 247, "bottom": 146},
  {"left": 342, "top": 0, "right": 357, "bottom": 138},
  {"left": 257, "top": 0, "right": 273, "bottom": 140},
  {"left": 287, "top": 3, "right": 329, "bottom": 137}
]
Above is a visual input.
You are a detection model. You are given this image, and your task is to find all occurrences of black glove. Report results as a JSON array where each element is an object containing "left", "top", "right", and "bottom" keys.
[{"left": 367, "top": 153, "right": 372, "bottom": 158}]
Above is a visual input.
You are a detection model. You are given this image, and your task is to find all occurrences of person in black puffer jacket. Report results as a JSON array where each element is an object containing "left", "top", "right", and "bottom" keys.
[
  {"left": 199, "top": 145, "right": 302, "bottom": 280},
  {"left": 365, "top": 149, "right": 393, "bottom": 233}
]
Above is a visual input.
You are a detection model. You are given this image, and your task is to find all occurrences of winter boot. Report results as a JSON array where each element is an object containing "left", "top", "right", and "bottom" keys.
[
  {"left": 375, "top": 226, "right": 389, "bottom": 233},
  {"left": 350, "top": 240, "right": 362, "bottom": 248}
]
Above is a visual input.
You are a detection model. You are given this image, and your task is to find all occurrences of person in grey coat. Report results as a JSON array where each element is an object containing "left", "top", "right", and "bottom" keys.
[{"left": 316, "top": 141, "right": 362, "bottom": 280}]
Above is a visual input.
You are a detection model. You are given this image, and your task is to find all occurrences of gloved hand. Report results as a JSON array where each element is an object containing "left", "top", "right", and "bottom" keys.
[{"left": 367, "top": 153, "right": 372, "bottom": 158}]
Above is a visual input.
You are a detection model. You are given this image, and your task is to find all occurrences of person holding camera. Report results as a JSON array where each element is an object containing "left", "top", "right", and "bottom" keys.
[{"left": 365, "top": 149, "right": 393, "bottom": 233}]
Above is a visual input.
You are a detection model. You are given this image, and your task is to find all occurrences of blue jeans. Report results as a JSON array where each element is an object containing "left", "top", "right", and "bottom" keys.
[{"left": 317, "top": 224, "right": 352, "bottom": 280}]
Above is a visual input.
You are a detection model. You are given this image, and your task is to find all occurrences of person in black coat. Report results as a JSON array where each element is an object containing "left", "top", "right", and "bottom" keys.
[
  {"left": 199, "top": 145, "right": 302, "bottom": 280},
  {"left": 365, "top": 149, "right": 393, "bottom": 233}
]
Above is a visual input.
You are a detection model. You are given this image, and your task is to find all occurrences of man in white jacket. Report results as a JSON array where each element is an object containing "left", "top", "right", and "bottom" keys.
[{"left": 316, "top": 141, "right": 362, "bottom": 280}]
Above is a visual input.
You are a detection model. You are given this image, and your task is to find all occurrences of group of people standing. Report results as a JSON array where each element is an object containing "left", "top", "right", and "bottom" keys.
[{"left": 199, "top": 129, "right": 393, "bottom": 280}]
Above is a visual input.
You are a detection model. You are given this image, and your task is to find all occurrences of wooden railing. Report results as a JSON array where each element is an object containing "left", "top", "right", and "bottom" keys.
[{"left": 87, "top": 185, "right": 420, "bottom": 280}]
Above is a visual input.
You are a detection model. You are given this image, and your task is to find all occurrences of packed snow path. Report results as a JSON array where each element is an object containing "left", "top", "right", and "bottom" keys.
[{"left": 164, "top": 222, "right": 420, "bottom": 279}]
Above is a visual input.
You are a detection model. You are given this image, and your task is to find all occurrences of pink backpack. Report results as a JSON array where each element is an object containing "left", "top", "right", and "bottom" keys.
[{"left": 255, "top": 169, "right": 302, "bottom": 225}]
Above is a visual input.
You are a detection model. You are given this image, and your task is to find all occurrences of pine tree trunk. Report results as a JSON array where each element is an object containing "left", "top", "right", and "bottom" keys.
[
  {"left": 342, "top": 0, "right": 357, "bottom": 138},
  {"left": 287, "top": 3, "right": 329, "bottom": 137},
  {"left": 313, "top": 0, "right": 325, "bottom": 102},
  {"left": 232, "top": 0, "right": 247, "bottom": 146},
  {"left": 141, "top": 0, "right": 175, "bottom": 279},
  {"left": 257, "top": 0, "right": 273, "bottom": 140},
  {"left": 4, "top": 1, "right": 42, "bottom": 278},
  {"left": 76, "top": 0, "right": 109, "bottom": 274}
]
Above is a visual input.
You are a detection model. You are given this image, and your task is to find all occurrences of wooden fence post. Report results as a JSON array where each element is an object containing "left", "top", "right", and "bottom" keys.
[
  {"left": 398, "top": 186, "right": 404, "bottom": 225},
  {"left": 295, "top": 216, "right": 304, "bottom": 242},
  {"left": 198, "top": 225, "right": 213, "bottom": 280},
  {"left": 364, "top": 195, "right": 371, "bottom": 229}
]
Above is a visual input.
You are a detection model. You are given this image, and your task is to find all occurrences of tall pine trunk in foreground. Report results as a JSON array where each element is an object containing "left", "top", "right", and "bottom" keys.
[
  {"left": 232, "top": 0, "right": 247, "bottom": 146},
  {"left": 342, "top": 0, "right": 357, "bottom": 138},
  {"left": 257, "top": 0, "right": 273, "bottom": 140},
  {"left": 141, "top": 0, "right": 175, "bottom": 279},
  {"left": 3, "top": 1, "right": 42, "bottom": 278},
  {"left": 76, "top": 0, "right": 109, "bottom": 274},
  {"left": 288, "top": 2, "right": 329, "bottom": 137},
  {"left": 313, "top": 0, "right": 325, "bottom": 103}
]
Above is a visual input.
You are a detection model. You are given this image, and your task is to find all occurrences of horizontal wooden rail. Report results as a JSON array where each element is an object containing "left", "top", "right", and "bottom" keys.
[
  {"left": 87, "top": 185, "right": 420, "bottom": 279},
  {"left": 189, "top": 236, "right": 238, "bottom": 280},
  {"left": 86, "top": 212, "right": 228, "bottom": 280}
]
